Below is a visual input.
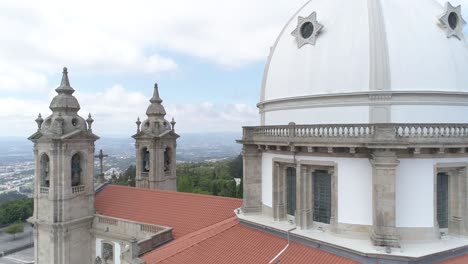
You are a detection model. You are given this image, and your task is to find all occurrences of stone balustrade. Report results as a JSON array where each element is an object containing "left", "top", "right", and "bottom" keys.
[
  {"left": 93, "top": 214, "right": 173, "bottom": 257},
  {"left": 241, "top": 123, "right": 468, "bottom": 148},
  {"left": 72, "top": 185, "right": 85, "bottom": 194}
]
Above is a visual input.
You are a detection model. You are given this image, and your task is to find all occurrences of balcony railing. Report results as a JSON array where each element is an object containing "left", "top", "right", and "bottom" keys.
[
  {"left": 72, "top": 185, "right": 85, "bottom": 194},
  {"left": 93, "top": 214, "right": 173, "bottom": 256},
  {"left": 241, "top": 123, "right": 468, "bottom": 146},
  {"left": 40, "top": 187, "right": 49, "bottom": 194}
]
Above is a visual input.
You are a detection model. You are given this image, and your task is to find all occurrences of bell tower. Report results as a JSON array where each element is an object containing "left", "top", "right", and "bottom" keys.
[
  {"left": 28, "top": 67, "right": 99, "bottom": 264},
  {"left": 133, "top": 83, "right": 179, "bottom": 191}
]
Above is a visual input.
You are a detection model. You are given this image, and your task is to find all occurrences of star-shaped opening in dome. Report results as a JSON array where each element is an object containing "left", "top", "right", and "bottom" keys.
[
  {"left": 439, "top": 2, "right": 466, "bottom": 40},
  {"left": 291, "top": 12, "right": 324, "bottom": 48}
]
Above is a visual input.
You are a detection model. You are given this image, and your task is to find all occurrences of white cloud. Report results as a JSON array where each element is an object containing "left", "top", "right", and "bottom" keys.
[
  {"left": 77, "top": 85, "right": 258, "bottom": 136},
  {"left": 0, "top": 0, "right": 465, "bottom": 92},
  {"left": 0, "top": 84, "right": 258, "bottom": 137}
]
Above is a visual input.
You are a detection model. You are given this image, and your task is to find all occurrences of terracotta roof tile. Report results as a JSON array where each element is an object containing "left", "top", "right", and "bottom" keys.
[
  {"left": 437, "top": 254, "right": 468, "bottom": 264},
  {"left": 97, "top": 185, "right": 358, "bottom": 264},
  {"left": 142, "top": 218, "right": 359, "bottom": 264},
  {"left": 95, "top": 185, "right": 242, "bottom": 238}
]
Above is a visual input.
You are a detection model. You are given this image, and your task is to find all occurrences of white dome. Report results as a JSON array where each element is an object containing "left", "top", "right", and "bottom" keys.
[{"left": 261, "top": 0, "right": 468, "bottom": 103}]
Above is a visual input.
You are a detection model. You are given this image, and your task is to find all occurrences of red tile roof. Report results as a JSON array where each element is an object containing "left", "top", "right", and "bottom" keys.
[
  {"left": 95, "top": 185, "right": 243, "bottom": 238},
  {"left": 142, "top": 217, "right": 359, "bottom": 264},
  {"left": 437, "top": 254, "right": 468, "bottom": 264},
  {"left": 97, "top": 185, "right": 358, "bottom": 263}
]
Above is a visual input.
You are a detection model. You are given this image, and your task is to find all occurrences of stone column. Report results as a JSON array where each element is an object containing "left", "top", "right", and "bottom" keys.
[
  {"left": 135, "top": 143, "right": 142, "bottom": 188},
  {"left": 273, "top": 163, "right": 287, "bottom": 221},
  {"left": 329, "top": 168, "right": 338, "bottom": 231},
  {"left": 242, "top": 144, "right": 262, "bottom": 214},
  {"left": 370, "top": 149, "right": 400, "bottom": 248},
  {"left": 297, "top": 165, "right": 312, "bottom": 229}
]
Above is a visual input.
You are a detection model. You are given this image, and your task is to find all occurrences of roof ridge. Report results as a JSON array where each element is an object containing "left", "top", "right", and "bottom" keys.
[
  {"left": 144, "top": 217, "right": 239, "bottom": 262},
  {"left": 105, "top": 184, "right": 242, "bottom": 202}
]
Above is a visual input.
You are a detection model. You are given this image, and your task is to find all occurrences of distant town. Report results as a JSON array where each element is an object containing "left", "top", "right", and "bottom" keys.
[{"left": 0, "top": 132, "right": 241, "bottom": 196}]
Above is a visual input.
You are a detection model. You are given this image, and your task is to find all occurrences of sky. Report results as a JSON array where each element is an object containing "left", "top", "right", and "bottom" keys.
[{"left": 0, "top": 0, "right": 467, "bottom": 137}]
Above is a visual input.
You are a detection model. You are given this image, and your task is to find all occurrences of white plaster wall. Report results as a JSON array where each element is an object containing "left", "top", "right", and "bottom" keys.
[
  {"left": 261, "top": 152, "right": 274, "bottom": 207},
  {"left": 392, "top": 105, "right": 468, "bottom": 123},
  {"left": 261, "top": 152, "right": 372, "bottom": 225},
  {"left": 264, "top": 106, "right": 369, "bottom": 125},
  {"left": 95, "top": 238, "right": 121, "bottom": 264},
  {"left": 396, "top": 157, "right": 468, "bottom": 228}
]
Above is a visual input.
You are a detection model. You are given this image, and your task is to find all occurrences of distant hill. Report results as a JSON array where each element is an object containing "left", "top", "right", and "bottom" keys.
[{"left": 0, "top": 132, "right": 242, "bottom": 163}]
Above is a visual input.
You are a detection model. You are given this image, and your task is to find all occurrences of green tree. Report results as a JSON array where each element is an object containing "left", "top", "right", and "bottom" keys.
[
  {"left": 177, "top": 175, "right": 193, "bottom": 193},
  {"left": 0, "top": 198, "right": 33, "bottom": 225},
  {"left": 114, "top": 165, "right": 136, "bottom": 187},
  {"left": 5, "top": 222, "right": 24, "bottom": 240}
]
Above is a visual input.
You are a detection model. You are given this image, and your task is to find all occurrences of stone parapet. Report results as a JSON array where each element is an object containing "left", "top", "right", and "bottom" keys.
[{"left": 240, "top": 123, "right": 468, "bottom": 152}]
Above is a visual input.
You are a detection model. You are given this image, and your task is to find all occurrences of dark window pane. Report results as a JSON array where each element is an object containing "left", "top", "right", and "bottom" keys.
[
  {"left": 300, "top": 22, "right": 314, "bottom": 39},
  {"left": 313, "top": 170, "right": 331, "bottom": 224},
  {"left": 287, "top": 167, "right": 296, "bottom": 217},
  {"left": 449, "top": 12, "right": 458, "bottom": 30},
  {"left": 437, "top": 172, "right": 449, "bottom": 229}
]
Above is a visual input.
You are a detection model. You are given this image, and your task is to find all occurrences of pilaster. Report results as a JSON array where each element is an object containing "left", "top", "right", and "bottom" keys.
[
  {"left": 297, "top": 165, "right": 312, "bottom": 229},
  {"left": 242, "top": 144, "right": 262, "bottom": 214},
  {"left": 370, "top": 149, "right": 400, "bottom": 248}
]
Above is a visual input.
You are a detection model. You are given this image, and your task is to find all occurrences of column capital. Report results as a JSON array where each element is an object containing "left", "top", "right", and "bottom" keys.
[
  {"left": 370, "top": 149, "right": 399, "bottom": 167},
  {"left": 242, "top": 144, "right": 261, "bottom": 157}
]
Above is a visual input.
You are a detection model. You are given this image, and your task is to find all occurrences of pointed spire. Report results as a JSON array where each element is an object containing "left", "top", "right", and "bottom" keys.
[
  {"left": 61, "top": 67, "right": 70, "bottom": 87},
  {"left": 55, "top": 66, "right": 75, "bottom": 95},
  {"left": 150, "top": 83, "right": 163, "bottom": 104},
  {"left": 146, "top": 82, "right": 166, "bottom": 117},
  {"left": 50, "top": 67, "right": 80, "bottom": 113}
]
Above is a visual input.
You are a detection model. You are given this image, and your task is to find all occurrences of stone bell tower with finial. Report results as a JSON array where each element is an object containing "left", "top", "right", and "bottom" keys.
[
  {"left": 28, "top": 67, "right": 99, "bottom": 264},
  {"left": 133, "top": 83, "right": 179, "bottom": 191}
]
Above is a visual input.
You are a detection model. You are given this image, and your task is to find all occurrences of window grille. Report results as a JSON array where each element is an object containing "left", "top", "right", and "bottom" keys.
[
  {"left": 286, "top": 167, "right": 297, "bottom": 217},
  {"left": 313, "top": 170, "right": 331, "bottom": 224},
  {"left": 437, "top": 172, "right": 449, "bottom": 229}
]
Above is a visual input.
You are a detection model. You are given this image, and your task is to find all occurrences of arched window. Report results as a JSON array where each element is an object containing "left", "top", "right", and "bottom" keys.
[
  {"left": 142, "top": 148, "right": 150, "bottom": 172},
  {"left": 71, "top": 153, "right": 82, "bottom": 186},
  {"left": 164, "top": 147, "right": 171, "bottom": 172},
  {"left": 40, "top": 154, "right": 50, "bottom": 187}
]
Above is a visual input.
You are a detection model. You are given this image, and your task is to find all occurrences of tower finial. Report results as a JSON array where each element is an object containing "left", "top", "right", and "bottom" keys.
[
  {"left": 136, "top": 117, "right": 141, "bottom": 133},
  {"left": 35, "top": 113, "right": 43, "bottom": 131},
  {"left": 171, "top": 117, "right": 176, "bottom": 131},
  {"left": 61, "top": 67, "right": 71, "bottom": 87},
  {"left": 54, "top": 66, "right": 75, "bottom": 96},
  {"left": 150, "top": 82, "right": 163, "bottom": 104},
  {"left": 86, "top": 113, "right": 94, "bottom": 132}
]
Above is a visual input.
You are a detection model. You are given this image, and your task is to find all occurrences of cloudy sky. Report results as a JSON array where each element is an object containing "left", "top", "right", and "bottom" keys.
[{"left": 0, "top": 0, "right": 467, "bottom": 137}]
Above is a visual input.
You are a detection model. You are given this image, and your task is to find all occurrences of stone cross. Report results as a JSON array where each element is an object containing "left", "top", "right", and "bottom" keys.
[{"left": 95, "top": 149, "right": 108, "bottom": 183}]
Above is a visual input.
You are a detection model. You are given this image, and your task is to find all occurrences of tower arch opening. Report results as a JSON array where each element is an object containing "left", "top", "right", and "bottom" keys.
[
  {"left": 142, "top": 147, "right": 150, "bottom": 173},
  {"left": 71, "top": 153, "right": 82, "bottom": 186},
  {"left": 40, "top": 154, "right": 50, "bottom": 187}
]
